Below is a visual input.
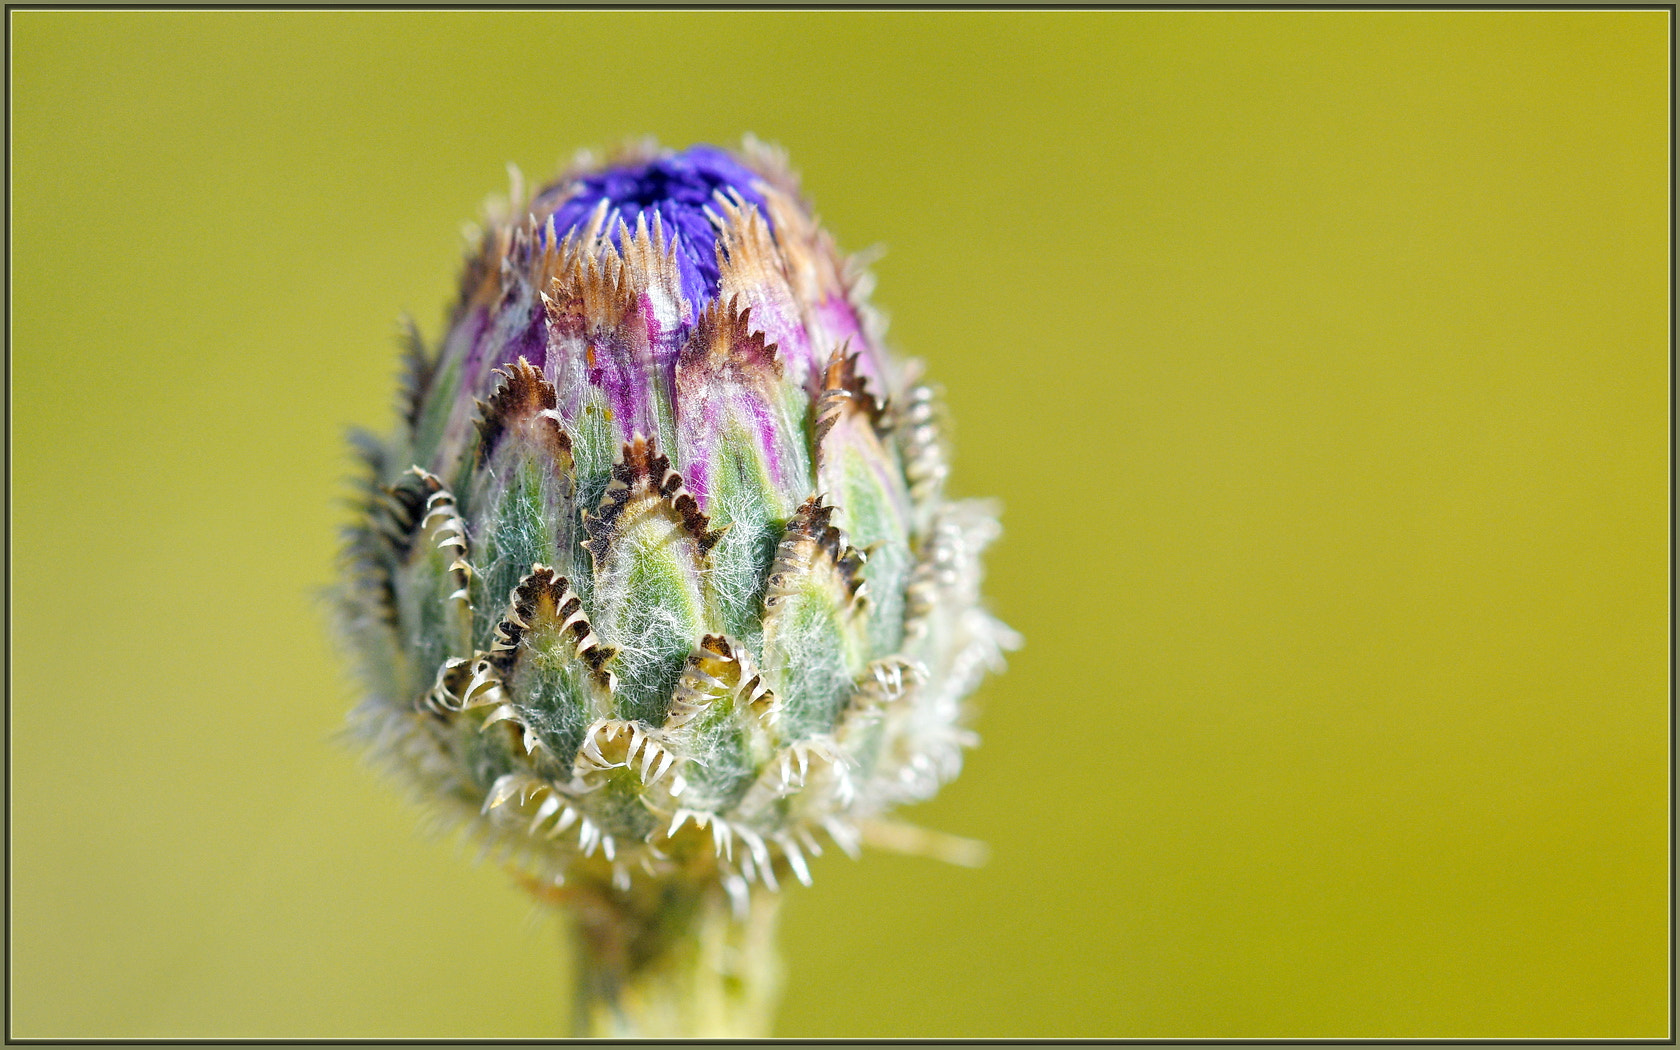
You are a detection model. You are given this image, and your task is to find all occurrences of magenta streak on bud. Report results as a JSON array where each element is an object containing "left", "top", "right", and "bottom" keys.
[
  {"left": 589, "top": 325, "right": 657, "bottom": 439},
  {"left": 677, "top": 383, "right": 791, "bottom": 509}
]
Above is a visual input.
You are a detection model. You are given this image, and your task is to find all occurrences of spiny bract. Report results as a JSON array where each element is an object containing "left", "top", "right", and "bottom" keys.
[{"left": 340, "top": 139, "right": 1016, "bottom": 910}]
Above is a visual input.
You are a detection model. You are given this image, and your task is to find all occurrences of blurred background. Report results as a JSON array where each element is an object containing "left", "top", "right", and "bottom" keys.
[{"left": 9, "top": 10, "right": 1668, "bottom": 1038}]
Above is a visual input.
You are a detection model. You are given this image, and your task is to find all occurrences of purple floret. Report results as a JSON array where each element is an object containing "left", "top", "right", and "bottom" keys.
[{"left": 545, "top": 146, "right": 771, "bottom": 314}]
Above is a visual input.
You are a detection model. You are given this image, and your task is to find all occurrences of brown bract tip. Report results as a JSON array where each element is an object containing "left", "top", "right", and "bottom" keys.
[
  {"left": 474, "top": 357, "right": 572, "bottom": 468},
  {"left": 452, "top": 221, "right": 513, "bottom": 324},
  {"left": 711, "top": 189, "right": 786, "bottom": 290},
  {"left": 542, "top": 235, "right": 641, "bottom": 340},
  {"left": 813, "top": 346, "right": 887, "bottom": 457},
  {"left": 489, "top": 564, "right": 617, "bottom": 691},
  {"left": 377, "top": 466, "right": 445, "bottom": 558},
  {"left": 583, "top": 437, "right": 728, "bottom": 566},
  {"left": 768, "top": 496, "right": 867, "bottom": 605},
  {"left": 679, "top": 296, "right": 783, "bottom": 385},
  {"left": 616, "top": 212, "right": 686, "bottom": 311},
  {"left": 397, "top": 317, "right": 436, "bottom": 433}
]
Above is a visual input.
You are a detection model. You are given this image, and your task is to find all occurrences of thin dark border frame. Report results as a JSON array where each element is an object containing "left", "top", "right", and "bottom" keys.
[{"left": 2, "top": 4, "right": 1671, "bottom": 1046}]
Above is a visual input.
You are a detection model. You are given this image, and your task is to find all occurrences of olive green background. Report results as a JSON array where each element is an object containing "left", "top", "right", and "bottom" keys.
[{"left": 9, "top": 10, "right": 1669, "bottom": 1039}]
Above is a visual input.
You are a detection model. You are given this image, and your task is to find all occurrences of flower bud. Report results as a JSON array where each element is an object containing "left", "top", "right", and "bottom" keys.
[{"left": 338, "top": 139, "right": 1016, "bottom": 1032}]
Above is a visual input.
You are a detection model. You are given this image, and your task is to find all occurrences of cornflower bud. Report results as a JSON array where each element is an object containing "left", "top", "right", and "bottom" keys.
[{"left": 338, "top": 139, "right": 1016, "bottom": 1036}]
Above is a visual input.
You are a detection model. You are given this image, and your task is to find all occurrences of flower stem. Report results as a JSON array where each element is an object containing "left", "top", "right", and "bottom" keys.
[{"left": 559, "top": 879, "right": 783, "bottom": 1038}]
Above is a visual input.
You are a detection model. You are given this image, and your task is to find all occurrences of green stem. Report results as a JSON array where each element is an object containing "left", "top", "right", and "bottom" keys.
[{"left": 562, "top": 879, "right": 783, "bottom": 1038}]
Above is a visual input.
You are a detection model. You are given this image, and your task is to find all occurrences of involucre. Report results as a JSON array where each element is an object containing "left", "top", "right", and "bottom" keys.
[{"left": 338, "top": 139, "right": 1015, "bottom": 1035}]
